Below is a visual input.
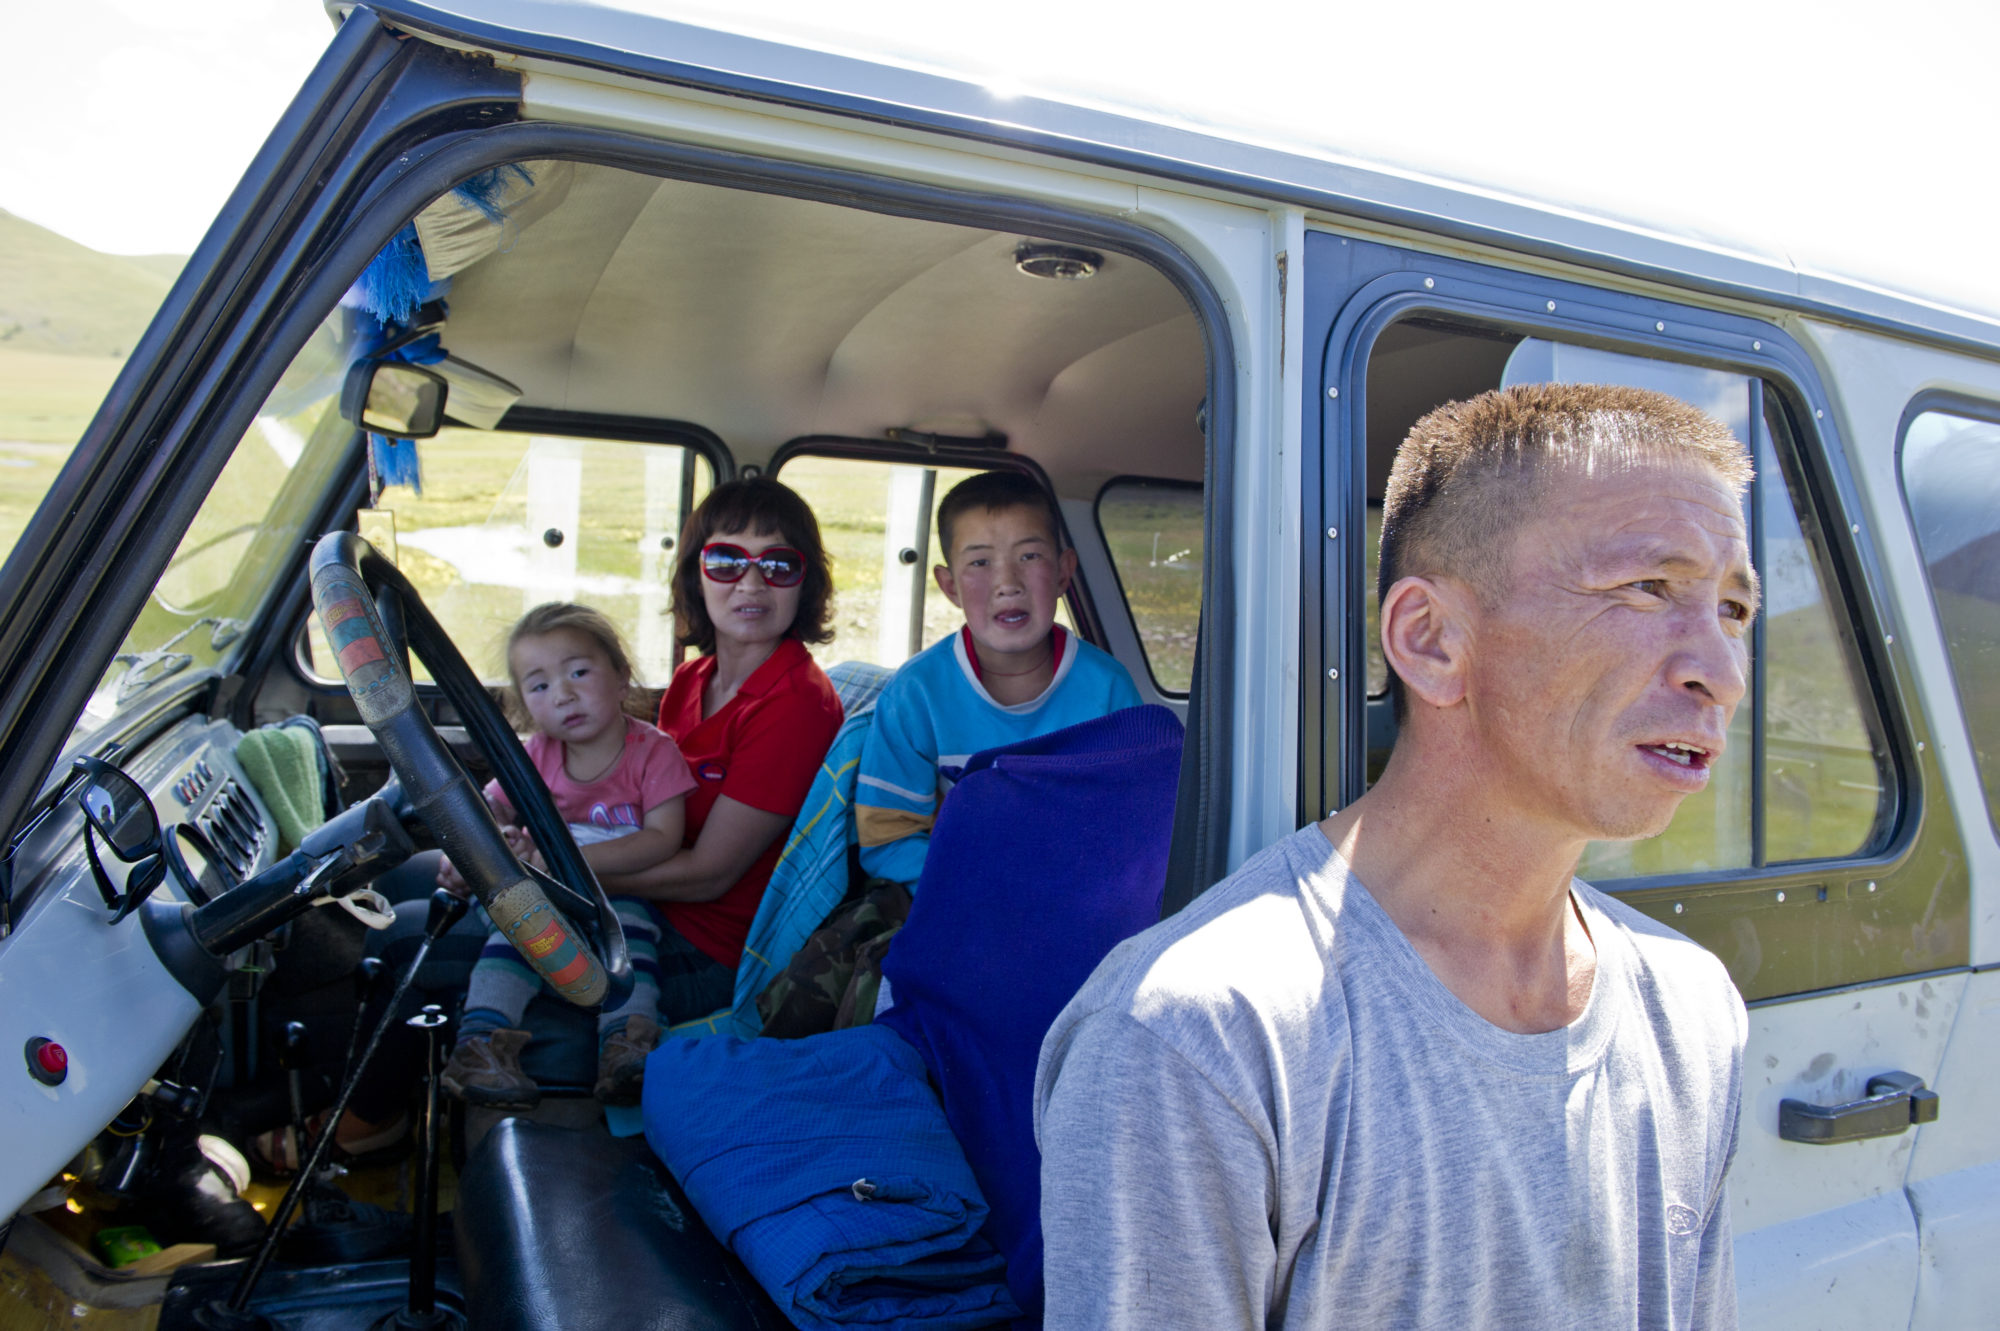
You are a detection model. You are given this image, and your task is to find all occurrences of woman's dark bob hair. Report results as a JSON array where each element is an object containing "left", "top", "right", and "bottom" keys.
[{"left": 671, "top": 476, "right": 836, "bottom": 655}]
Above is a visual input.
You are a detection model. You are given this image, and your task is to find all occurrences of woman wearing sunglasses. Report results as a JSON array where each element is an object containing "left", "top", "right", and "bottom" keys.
[{"left": 591, "top": 477, "right": 845, "bottom": 1023}]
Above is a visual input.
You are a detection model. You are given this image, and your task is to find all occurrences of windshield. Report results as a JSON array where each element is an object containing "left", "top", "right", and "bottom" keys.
[{"left": 71, "top": 306, "right": 360, "bottom": 746}]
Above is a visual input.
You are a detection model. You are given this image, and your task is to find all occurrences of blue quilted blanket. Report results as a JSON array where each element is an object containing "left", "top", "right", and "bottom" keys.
[{"left": 643, "top": 1024, "right": 1020, "bottom": 1330}]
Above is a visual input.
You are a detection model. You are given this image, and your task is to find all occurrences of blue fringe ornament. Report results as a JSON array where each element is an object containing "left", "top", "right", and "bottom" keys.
[
  {"left": 352, "top": 224, "right": 432, "bottom": 327},
  {"left": 349, "top": 162, "right": 543, "bottom": 498},
  {"left": 370, "top": 433, "right": 423, "bottom": 494}
]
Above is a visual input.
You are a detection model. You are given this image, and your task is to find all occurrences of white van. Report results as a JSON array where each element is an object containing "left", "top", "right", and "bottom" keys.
[{"left": 0, "top": 4, "right": 1992, "bottom": 1328}]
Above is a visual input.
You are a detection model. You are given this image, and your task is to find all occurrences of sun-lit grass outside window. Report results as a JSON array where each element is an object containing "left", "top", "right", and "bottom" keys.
[{"left": 1095, "top": 480, "right": 1202, "bottom": 694}]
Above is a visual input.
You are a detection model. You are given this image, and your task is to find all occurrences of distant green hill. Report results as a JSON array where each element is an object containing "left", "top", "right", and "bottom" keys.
[
  {"left": 0, "top": 210, "right": 185, "bottom": 357},
  {"left": 122, "top": 254, "right": 187, "bottom": 285}
]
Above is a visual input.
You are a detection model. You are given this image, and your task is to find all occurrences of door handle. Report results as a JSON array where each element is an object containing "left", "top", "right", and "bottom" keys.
[{"left": 1779, "top": 1071, "right": 1940, "bottom": 1145}]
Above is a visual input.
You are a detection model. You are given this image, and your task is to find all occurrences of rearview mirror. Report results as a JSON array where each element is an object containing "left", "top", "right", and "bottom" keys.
[{"left": 341, "top": 361, "right": 450, "bottom": 439}]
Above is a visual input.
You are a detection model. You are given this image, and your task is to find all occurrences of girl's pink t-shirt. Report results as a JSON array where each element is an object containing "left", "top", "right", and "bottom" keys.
[{"left": 485, "top": 715, "right": 697, "bottom": 833}]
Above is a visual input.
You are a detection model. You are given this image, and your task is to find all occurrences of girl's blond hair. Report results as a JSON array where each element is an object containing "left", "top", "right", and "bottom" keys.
[{"left": 498, "top": 602, "right": 657, "bottom": 728}]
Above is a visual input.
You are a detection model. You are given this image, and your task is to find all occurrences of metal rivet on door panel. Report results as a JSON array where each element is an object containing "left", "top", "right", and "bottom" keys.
[
  {"left": 1327, "top": 668, "right": 1339, "bottom": 680},
  {"left": 1867, "top": 881, "right": 1878, "bottom": 893},
  {"left": 1885, "top": 633, "right": 1895, "bottom": 645},
  {"left": 1673, "top": 902, "right": 1684, "bottom": 915},
  {"left": 1851, "top": 523, "right": 1861, "bottom": 534},
  {"left": 1775, "top": 890, "right": 1787, "bottom": 903},
  {"left": 1546, "top": 300, "right": 1557, "bottom": 311},
  {"left": 1423, "top": 277, "right": 1435, "bottom": 289},
  {"left": 1916, "top": 741, "right": 1926, "bottom": 752},
  {"left": 1326, "top": 527, "right": 1339, "bottom": 540},
  {"left": 542, "top": 528, "right": 565, "bottom": 548},
  {"left": 1328, "top": 386, "right": 1339, "bottom": 399},
  {"left": 1816, "top": 409, "right": 1824, "bottom": 419},
  {"left": 660, "top": 536, "right": 675, "bottom": 550},
  {"left": 1753, "top": 341, "right": 1762, "bottom": 351},
  {"left": 1655, "top": 321, "right": 1665, "bottom": 332}
]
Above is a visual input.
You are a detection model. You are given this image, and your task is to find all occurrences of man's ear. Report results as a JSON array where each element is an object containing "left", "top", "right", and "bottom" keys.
[
  {"left": 934, "top": 563, "right": 962, "bottom": 608},
  {"left": 1380, "top": 575, "right": 1473, "bottom": 710},
  {"left": 1055, "top": 546, "right": 1078, "bottom": 595}
]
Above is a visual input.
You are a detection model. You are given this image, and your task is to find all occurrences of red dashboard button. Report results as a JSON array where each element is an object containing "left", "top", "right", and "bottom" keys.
[{"left": 26, "top": 1037, "right": 67, "bottom": 1086}]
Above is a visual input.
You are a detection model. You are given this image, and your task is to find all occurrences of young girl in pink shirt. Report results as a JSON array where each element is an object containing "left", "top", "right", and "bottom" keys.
[{"left": 438, "top": 603, "right": 695, "bottom": 1108}]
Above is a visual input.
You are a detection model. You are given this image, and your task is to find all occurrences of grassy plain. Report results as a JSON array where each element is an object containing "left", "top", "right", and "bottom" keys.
[
  {"left": 0, "top": 211, "right": 183, "bottom": 567},
  {"left": 0, "top": 350, "right": 127, "bottom": 559}
]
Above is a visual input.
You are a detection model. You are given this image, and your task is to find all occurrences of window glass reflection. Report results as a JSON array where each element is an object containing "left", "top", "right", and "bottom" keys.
[
  {"left": 1760, "top": 426, "right": 1885, "bottom": 861},
  {"left": 1902, "top": 410, "right": 2000, "bottom": 836}
]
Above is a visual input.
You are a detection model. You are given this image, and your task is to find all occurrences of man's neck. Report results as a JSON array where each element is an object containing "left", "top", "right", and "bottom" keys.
[{"left": 1321, "top": 744, "right": 1596, "bottom": 1034}]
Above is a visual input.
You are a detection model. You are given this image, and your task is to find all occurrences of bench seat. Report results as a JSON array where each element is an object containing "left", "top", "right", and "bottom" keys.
[{"left": 454, "top": 1116, "right": 787, "bottom": 1331}]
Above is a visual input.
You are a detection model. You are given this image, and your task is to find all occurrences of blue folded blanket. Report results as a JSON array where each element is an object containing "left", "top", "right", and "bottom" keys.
[{"left": 643, "top": 1024, "right": 1021, "bottom": 1330}]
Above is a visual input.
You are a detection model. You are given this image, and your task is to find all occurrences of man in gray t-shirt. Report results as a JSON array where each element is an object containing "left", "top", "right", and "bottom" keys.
[{"left": 1036, "top": 383, "right": 1755, "bottom": 1330}]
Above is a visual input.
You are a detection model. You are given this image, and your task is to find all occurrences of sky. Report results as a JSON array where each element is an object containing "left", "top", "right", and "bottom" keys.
[{"left": 2, "top": 0, "right": 1994, "bottom": 318}]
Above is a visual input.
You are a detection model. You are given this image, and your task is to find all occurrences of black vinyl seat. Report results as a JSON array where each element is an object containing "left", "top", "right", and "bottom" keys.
[{"left": 454, "top": 1116, "right": 787, "bottom": 1331}]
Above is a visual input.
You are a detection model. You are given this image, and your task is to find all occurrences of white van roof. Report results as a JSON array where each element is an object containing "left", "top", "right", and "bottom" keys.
[{"left": 341, "top": 0, "right": 2000, "bottom": 355}]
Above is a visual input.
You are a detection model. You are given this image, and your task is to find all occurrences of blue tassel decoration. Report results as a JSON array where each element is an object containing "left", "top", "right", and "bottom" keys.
[
  {"left": 451, "top": 163, "right": 535, "bottom": 223},
  {"left": 348, "top": 163, "right": 541, "bottom": 494},
  {"left": 370, "top": 433, "right": 423, "bottom": 494},
  {"left": 353, "top": 224, "right": 432, "bottom": 326}
]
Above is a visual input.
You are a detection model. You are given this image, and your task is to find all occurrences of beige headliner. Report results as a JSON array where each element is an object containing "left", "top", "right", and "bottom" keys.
[{"left": 439, "top": 162, "right": 1206, "bottom": 490}]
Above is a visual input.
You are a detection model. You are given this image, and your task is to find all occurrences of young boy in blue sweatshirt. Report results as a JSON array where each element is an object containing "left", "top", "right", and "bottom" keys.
[{"left": 856, "top": 471, "right": 1142, "bottom": 887}]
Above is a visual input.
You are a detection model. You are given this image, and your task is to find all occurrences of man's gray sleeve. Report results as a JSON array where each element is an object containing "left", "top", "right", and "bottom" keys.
[{"left": 1038, "top": 1009, "right": 1276, "bottom": 1330}]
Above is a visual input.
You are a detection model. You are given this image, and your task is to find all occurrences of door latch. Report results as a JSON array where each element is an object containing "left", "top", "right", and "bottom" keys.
[{"left": 1779, "top": 1071, "right": 1940, "bottom": 1145}]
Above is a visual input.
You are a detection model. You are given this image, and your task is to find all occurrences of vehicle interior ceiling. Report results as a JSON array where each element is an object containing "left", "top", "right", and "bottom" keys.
[{"left": 439, "top": 162, "right": 1207, "bottom": 490}]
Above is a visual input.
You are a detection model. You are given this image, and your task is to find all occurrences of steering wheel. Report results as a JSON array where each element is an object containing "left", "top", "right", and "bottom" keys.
[{"left": 308, "top": 530, "right": 630, "bottom": 1008}]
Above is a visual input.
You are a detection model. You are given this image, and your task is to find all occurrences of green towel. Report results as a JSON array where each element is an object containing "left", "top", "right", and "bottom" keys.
[{"left": 235, "top": 727, "right": 324, "bottom": 855}]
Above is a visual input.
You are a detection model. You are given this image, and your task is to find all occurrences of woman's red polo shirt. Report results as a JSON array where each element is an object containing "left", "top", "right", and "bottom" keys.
[{"left": 655, "top": 638, "right": 842, "bottom": 967}]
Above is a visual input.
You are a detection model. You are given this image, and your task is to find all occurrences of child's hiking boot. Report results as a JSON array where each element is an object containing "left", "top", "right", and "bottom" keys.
[
  {"left": 440, "top": 1028, "right": 540, "bottom": 1110},
  {"left": 594, "top": 1014, "right": 659, "bottom": 1105}
]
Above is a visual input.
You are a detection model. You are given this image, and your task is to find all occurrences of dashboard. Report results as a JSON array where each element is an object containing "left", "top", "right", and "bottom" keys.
[{"left": 0, "top": 715, "right": 277, "bottom": 1219}]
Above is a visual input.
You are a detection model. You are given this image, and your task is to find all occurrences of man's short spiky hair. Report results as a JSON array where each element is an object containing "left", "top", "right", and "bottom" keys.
[{"left": 1378, "top": 381, "right": 1753, "bottom": 718}]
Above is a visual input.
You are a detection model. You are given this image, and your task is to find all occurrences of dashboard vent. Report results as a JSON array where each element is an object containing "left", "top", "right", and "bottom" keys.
[{"left": 201, "top": 778, "right": 268, "bottom": 876}]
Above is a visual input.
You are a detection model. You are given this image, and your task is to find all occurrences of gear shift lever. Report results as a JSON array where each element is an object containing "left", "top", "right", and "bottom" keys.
[
  {"left": 372, "top": 1004, "right": 459, "bottom": 1330},
  {"left": 280, "top": 1021, "right": 313, "bottom": 1157}
]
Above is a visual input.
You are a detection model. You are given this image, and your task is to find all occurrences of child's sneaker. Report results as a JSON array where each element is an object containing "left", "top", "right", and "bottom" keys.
[
  {"left": 594, "top": 1015, "right": 659, "bottom": 1105},
  {"left": 440, "top": 1028, "right": 540, "bottom": 1110}
]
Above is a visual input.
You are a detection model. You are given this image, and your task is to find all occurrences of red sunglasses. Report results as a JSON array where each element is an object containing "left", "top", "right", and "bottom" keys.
[{"left": 700, "top": 542, "right": 808, "bottom": 588}]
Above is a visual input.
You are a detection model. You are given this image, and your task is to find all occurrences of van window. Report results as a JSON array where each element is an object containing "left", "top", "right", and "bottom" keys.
[
  {"left": 772, "top": 454, "right": 1075, "bottom": 673},
  {"left": 1901, "top": 408, "right": 2000, "bottom": 835},
  {"left": 1359, "top": 325, "right": 1889, "bottom": 879},
  {"left": 1095, "top": 479, "right": 1202, "bottom": 694},
  {"left": 91, "top": 307, "right": 359, "bottom": 739},
  {"left": 306, "top": 429, "right": 713, "bottom": 685}
]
